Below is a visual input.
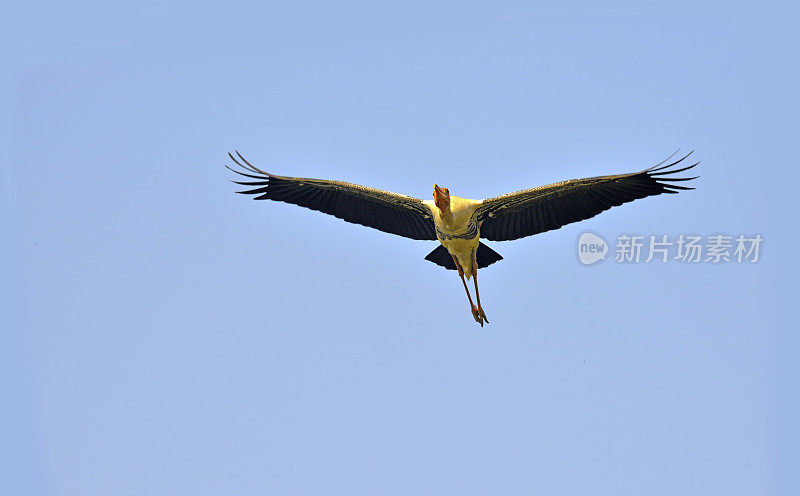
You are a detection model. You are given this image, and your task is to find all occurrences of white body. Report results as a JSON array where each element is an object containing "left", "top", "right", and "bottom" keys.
[{"left": 424, "top": 196, "right": 483, "bottom": 279}]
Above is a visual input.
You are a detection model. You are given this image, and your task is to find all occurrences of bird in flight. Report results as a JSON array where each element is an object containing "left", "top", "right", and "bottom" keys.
[{"left": 227, "top": 151, "right": 698, "bottom": 326}]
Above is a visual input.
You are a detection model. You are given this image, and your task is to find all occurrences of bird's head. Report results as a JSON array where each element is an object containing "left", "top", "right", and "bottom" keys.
[{"left": 433, "top": 184, "right": 450, "bottom": 211}]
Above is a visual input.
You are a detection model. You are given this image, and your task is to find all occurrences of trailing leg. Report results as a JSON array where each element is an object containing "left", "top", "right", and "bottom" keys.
[
  {"left": 452, "top": 254, "right": 483, "bottom": 326},
  {"left": 471, "top": 249, "right": 489, "bottom": 323}
]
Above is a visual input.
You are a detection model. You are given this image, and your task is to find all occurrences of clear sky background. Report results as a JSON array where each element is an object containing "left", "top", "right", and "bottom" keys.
[{"left": 3, "top": 1, "right": 797, "bottom": 495}]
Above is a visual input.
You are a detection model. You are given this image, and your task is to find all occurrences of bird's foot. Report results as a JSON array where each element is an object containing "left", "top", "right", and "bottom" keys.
[
  {"left": 471, "top": 305, "right": 484, "bottom": 327},
  {"left": 478, "top": 306, "right": 489, "bottom": 324}
]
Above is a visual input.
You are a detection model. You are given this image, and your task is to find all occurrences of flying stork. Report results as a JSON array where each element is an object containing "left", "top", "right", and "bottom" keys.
[{"left": 227, "top": 151, "right": 698, "bottom": 326}]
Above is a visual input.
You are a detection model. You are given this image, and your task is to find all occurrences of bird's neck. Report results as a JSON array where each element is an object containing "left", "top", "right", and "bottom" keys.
[{"left": 439, "top": 206, "right": 454, "bottom": 224}]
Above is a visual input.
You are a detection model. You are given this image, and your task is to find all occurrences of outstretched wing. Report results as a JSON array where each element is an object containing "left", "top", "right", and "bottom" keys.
[
  {"left": 476, "top": 151, "right": 699, "bottom": 241},
  {"left": 227, "top": 152, "right": 437, "bottom": 240}
]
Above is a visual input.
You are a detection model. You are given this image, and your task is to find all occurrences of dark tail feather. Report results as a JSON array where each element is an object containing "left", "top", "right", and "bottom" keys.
[
  {"left": 425, "top": 245, "right": 457, "bottom": 270},
  {"left": 477, "top": 243, "right": 504, "bottom": 268},
  {"left": 424, "top": 243, "right": 503, "bottom": 271}
]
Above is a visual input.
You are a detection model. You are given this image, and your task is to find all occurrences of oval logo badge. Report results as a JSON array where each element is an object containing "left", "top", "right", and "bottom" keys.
[{"left": 578, "top": 232, "right": 608, "bottom": 265}]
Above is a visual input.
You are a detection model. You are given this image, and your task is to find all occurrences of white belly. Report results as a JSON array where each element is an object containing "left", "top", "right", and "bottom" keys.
[{"left": 440, "top": 235, "right": 480, "bottom": 279}]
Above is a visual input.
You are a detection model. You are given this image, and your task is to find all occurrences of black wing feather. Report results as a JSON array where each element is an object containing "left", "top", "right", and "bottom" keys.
[
  {"left": 477, "top": 151, "right": 699, "bottom": 241},
  {"left": 228, "top": 152, "right": 436, "bottom": 241}
]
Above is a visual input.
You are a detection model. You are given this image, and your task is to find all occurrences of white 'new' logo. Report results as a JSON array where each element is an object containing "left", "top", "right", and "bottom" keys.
[{"left": 578, "top": 232, "right": 608, "bottom": 265}]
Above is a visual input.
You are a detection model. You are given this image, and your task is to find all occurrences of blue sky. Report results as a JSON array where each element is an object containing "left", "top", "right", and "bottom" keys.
[{"left": 3, "top": 1, "right": 797, "bottom": 494}]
